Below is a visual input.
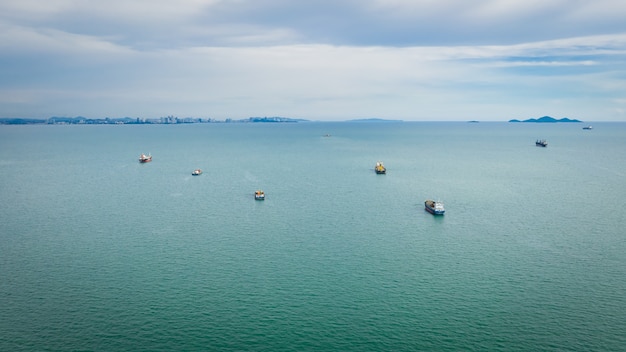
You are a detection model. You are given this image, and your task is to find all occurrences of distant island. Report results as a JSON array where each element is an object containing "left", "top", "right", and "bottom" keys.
[
  {"left": 509, "top": 116, "right": 582, "bottom": 123},
  {"left": 347, "top": 118, "right": 403, "bottom": 122},
  {"left": 0, "top": 116, "right": 307, "bottom": 125}
]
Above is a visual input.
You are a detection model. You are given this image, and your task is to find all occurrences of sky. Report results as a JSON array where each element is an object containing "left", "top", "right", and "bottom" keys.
[{"left": 1, "top": 0, "right": 626, "bottom": 121}]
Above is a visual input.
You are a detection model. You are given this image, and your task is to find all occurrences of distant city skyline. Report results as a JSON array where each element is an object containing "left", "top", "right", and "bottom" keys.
[
  {"left": 0, "top": 115, "right": 307, "bottom": 124},
  {"left": 1, "top": 1, "right": 626, "bottom": 121}
]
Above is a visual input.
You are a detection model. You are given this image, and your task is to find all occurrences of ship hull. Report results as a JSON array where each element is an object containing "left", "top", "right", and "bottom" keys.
[{"left": 425, "top": 207, "right": 444, "bottom": 215}]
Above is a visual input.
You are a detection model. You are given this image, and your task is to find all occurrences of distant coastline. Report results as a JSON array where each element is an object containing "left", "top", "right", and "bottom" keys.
[
  {"left": 346, "top": 118, "right": 403, "bottom": 123},
  {"left": 0, "top": 116, "right": 307, "bottom": 125},
  {"left": 1, "top": 115, "right": 596, "bottom": 125},
  {"left": 509, "top": 116, "right": 582, "bottom": 123},
  {"left": 0, "top": 116, "right": 410, "bottom": 125}
]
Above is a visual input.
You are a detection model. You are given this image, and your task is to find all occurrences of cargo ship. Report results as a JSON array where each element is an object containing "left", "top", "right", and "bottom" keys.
[{"left": 425, "top": 200, "right": 445, "bottom": 215}]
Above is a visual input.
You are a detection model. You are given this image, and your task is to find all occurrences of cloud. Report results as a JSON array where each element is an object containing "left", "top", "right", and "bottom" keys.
[
  {"left": 0, "top": 23, "right": 133, "bottom": 58},
  {"left": 4, "top": 0, "right": 626, "bottom": 48},
  {"left": 1, "top": 1, "right": 626, "bottom": 120}
]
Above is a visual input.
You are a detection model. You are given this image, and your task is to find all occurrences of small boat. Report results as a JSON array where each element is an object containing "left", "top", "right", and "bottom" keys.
[
  {"left": 254, "top": 190, "right": 265, "bottom": 200},
  {"left": 375, "top": 161, "right": 386, "bottom": 174},
  {"left": 139, "top": 153, "right": 152, "bottom": 163},
  {"left": 192, "top": 169, "right": 202, "bottom": 176},
  {"left": 583, "top": 125, "right": 593, "bottom": 130},
  {"left": 535, "top": 139, "right": 548, "bottom": 147},
  {"left": 424, "top": 200, "right": 445, "bottom": 215}
]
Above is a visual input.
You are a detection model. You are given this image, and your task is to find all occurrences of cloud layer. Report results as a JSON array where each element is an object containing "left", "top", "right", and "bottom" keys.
[{"left": 1, "top": 0, "right": 626, "bottom": 120}]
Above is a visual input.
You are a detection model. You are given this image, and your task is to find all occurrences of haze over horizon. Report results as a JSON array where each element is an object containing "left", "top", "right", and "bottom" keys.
[{"left": 2, "top": 1, "right": 626, "bottom": 121}]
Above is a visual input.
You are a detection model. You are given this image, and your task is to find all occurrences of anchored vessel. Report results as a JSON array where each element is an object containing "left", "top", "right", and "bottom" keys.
[
  {"left": 535, "top": 139, "right": 548, "bottom": 147},
  {"left": 583, "top": 125, "right": 593, "bottom": 130},
  {"left": 375, "top": 161, "right": 386, "bottom": 174},
  {"left": 254, "top": 190, "right": 265, "bottom": 200},
  {"left": 425, "top": 200, "right": 445, "bottom": 215},
  {"left": 192, "top": 169, "right": 202, "bottom": 176},
  {"left": 139, "top": 153, "right": 152, "bottom": 163}
]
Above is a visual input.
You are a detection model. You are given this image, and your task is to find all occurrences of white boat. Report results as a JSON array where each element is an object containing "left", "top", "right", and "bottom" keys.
[
  {"left": 139, "top": 153, "right": 152, "bottom": 163},
  {"left": 254, "top": 190, "right": 265, "bottom": 200}
]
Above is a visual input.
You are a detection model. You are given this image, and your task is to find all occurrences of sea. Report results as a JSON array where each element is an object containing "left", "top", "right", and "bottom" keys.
[{"left": 1, "top": 121, "right": 625, "bottom": 351}]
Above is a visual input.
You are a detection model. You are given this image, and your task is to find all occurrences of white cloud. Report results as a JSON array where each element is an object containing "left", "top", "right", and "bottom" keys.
[
  {"left": 0, "top": 23, "right": 133, "bottom": 57},
  {"left": 0, "top": 0, "right": 220, "bottom": 21},
  {"left": 1, "top": 1, "right": 626, "bottom": 120},
  {"left": 3, "top": 0, "right": 625, "bottom": 48}
]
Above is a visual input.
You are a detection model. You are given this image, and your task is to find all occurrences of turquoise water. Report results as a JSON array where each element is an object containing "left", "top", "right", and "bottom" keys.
[{"left": 1, "top": 122, "right": 625, "bottom": 351}]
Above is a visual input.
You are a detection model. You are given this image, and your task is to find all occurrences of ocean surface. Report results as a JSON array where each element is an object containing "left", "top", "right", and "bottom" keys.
[{"left": 1, "top": 122, "right": 625, "bottom": 351}]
